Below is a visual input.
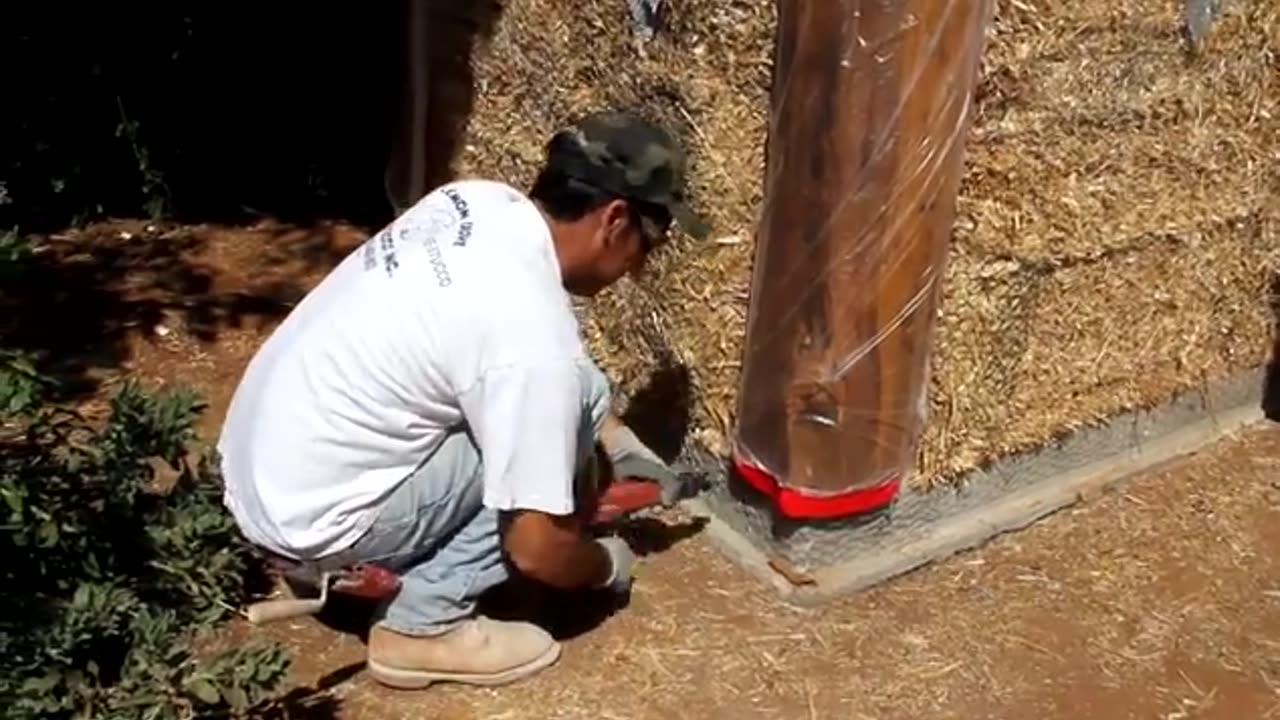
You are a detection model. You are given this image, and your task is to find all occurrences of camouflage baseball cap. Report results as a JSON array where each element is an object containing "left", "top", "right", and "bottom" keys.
[{"left": 547, "top": 110, "right": 710, "bottom": 242}]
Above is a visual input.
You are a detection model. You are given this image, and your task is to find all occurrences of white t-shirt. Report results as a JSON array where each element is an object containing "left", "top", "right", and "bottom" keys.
[{"left": 216, "top": 179, "right": 611, "bottom": 560}]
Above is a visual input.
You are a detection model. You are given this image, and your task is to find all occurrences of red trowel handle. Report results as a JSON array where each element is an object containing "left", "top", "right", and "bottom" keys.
[
  {"left": 331, "top": 563, "right": 401, "bottom": 600},
  {"left": 591, "top": 478, "right": 664, "bottom": 525}
]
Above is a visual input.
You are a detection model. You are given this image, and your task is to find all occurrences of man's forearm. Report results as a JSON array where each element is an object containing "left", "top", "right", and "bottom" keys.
[
  {"left": 502, "top": 510, "right": 614, "bottom": 590},
  {"left": 532, "top": 535, "right": 613, "bottom": 590}
]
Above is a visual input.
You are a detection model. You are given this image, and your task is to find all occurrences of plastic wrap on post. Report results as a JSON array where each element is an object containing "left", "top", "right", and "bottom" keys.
[{"left": 732, "top": 0, "right": 993, "bottom": 520}]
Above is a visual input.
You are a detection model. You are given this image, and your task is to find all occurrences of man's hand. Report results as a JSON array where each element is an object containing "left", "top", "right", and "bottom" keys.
[
  {"left": 500, "top": 509, "right": 634, "bottom": 593},
  {"left": 599, "top": 415, "right": 681, "bottom": 506}
]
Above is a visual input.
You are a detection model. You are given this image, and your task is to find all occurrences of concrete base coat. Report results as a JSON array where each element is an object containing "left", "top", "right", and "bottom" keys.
[{"left": 685, "top": 367, "right": 1270, "bottom": 604}]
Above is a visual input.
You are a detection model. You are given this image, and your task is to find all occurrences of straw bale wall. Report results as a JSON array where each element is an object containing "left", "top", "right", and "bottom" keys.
[{"left": 450, "top": 0, "right": 1279, "bottom": 488}]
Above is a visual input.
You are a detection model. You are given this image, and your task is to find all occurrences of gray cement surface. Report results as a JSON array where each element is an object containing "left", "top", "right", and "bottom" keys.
[{"left": 690, "top": 367, "right": 1267, "bottom": 603}]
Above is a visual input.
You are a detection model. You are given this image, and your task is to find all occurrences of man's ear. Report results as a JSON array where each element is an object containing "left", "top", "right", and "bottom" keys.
[{"left": 600, "top": 199, "right": 631, "bottom": 244}]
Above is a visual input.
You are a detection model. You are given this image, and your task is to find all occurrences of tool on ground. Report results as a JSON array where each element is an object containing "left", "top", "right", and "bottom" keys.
[{"left": 244, "top": 561, "right": 401, "bottom": 625}]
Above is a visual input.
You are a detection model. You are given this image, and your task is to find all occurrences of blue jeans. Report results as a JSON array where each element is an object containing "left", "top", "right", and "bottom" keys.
[
  {"left": 323, "top": 429, "right": 508, "bottom": 637},
  {"left": 311, "top": 363, "right": 608, "bottom": 636}
]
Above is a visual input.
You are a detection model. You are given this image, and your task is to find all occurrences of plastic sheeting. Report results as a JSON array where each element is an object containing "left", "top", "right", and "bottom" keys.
[
  {"left": 732, "top": 0, "right": 994, "bottom": 520},
  {"left": 1183, "top": 0, "right": 1223, "bottom": 50},
  {"left": 628, "top": 0, "right": 664, "bottom": 41}
]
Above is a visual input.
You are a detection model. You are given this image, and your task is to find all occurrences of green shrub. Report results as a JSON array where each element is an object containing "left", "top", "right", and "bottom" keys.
[
  {"left": 0, "top": 229, "right": 33, "bottom": 287},
  {"left": 0, "top": 360, "right": 291, "bottom": 719}
]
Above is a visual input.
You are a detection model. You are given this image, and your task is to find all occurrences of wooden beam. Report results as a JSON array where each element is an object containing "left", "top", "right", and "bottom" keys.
[{"left": 733, "top": 0, "right": 993, "bottom": 516}]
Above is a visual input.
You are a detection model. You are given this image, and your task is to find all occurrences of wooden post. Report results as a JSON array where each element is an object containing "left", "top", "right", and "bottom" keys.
[{"left": 732, "top": 0, "right": 993, "bottom": 519}]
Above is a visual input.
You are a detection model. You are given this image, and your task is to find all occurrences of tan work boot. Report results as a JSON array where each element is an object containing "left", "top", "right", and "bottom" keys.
[{"left": 366, "top": 616, "right": 561, "bottom": 689}]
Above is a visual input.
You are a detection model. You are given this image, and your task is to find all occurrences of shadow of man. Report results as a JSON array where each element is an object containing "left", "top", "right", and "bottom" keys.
[{"left": 619, "top": 352, "right": 696, "bottom": 463}]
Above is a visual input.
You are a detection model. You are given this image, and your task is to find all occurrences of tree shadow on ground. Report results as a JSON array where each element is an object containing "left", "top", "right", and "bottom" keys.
[
  {"left": 0, "top": 223, "right": 361, "bottom": 403},
  {"left": 1264, "top": 273, "right": 1280, "bottom": 422},
  {"left": 1, "top": 0, "right": 503, "bottom": 233},
  {"left": 259, "top": 687, "right": 345, "bottom": 720},
  {"left": 1, "top": 1, "right": 506, "bottom": 400},
  {"left": 257, "top": 664, "right": 362, "bottom": 720}
]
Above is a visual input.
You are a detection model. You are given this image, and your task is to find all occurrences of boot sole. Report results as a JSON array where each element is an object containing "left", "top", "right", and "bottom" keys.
[{"left": 367, "top": 641, "right": 562, "bottom": 690}]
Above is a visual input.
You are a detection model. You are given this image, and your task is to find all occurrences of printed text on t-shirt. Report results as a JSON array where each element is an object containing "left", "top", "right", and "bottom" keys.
[{"left": 442, "top": 187, "right": 474, "bottom": 247}]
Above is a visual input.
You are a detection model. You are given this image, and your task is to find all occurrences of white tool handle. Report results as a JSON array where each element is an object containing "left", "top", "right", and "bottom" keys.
[
  {"left": 244, "top": 571, "right": 331, "bottom": 624},
  {"left": 244, "top": 597, "right": 326, "bottom": 624}
]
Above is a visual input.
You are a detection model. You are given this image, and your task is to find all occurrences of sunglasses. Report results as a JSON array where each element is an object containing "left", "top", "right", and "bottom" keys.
[{"left": 628, "top": 202, "right": 672, "bottom": 252}]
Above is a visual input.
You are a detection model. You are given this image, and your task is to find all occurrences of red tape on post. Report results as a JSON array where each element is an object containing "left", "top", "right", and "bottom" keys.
[{"left": 732, "top": 456, "right": 900, "bottom": 520}]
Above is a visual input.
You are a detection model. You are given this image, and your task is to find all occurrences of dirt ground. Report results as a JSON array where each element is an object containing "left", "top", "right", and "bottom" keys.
[{"left": 15, "top": 222, "right": 1280, "bottom": 720}]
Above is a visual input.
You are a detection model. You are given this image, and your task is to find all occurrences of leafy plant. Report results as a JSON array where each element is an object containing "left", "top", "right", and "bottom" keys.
[
  {"left": 0, "top": 350, "right": 45, "bottom": 417},
  {"left": 0, "top": 361, "right": 291, "bottom": 719},
  {"left": 0, "top": 229, "right": 33, "bottom": 286},
  {"left": 115, "top": 97, "right": 172, "bottom": 220}
]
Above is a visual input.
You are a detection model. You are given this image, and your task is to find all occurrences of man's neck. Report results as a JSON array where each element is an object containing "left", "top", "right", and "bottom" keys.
[{"left": 536, "top": 204, "right": 589, "bottom": 292}]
